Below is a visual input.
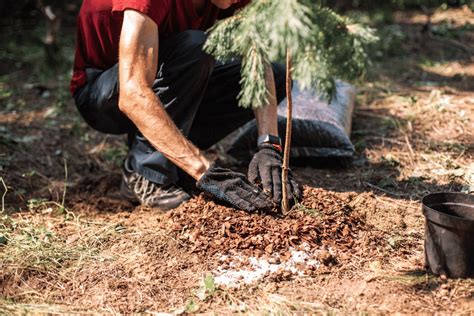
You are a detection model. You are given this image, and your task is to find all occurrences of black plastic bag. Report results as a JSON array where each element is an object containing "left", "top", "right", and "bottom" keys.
[{"left": 226, "top": 80, "right": 356, "bottom": 165}]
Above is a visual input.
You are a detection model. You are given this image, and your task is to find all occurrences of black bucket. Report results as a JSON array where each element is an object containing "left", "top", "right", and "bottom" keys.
[{"left": 422, "top": 192, "right": 474, "bottom": 278}]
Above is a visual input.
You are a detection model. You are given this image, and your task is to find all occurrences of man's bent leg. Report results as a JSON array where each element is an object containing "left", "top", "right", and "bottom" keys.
[
  {"left": 74, "top": 65, "right": 134, "bottom": 135},
  {"left": 189, "top": 61, "right": 287, "bottom": 149}
]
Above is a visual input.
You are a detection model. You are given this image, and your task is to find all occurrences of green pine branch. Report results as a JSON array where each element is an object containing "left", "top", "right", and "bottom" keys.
[{"left": 204, "top": 0, "right": 378, "bottom": 108}]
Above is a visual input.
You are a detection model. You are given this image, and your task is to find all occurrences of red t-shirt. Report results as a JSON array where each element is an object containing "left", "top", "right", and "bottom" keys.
[{"left": 70, "top": 0, "right": 249, "bottom": 95}]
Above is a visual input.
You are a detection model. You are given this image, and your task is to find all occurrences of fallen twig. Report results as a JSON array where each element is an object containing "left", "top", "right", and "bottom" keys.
[
  {"left": 0, "top": 177, "right": 7, "bottom": 213},
  {"left": 404, "top": 134, "right": 416, "bottom": 165},
  {"left": 364, "top": 181, "right": 402, "bottom": 197}
]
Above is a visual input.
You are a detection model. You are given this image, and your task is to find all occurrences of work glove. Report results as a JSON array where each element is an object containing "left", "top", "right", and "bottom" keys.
[
  {"left": 196, "top": 164, "right": 273, "bottom": 212},
  {"left": 248, "top": 143, "right": 301, "bottom": 205}
]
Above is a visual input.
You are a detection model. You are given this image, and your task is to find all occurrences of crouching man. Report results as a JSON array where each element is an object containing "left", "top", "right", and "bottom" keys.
[{"left": 71, "top": 0, "right": 300, "bottom": 212}]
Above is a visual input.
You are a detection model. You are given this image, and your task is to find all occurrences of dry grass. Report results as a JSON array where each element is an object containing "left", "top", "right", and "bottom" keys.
[{"left": 0, "top": 207, "right": 122, "bottom": 306}]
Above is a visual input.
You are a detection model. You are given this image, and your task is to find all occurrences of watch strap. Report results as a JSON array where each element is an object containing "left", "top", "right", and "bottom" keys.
[{"left": 258, "top": 142, "right": 283, "bottom": 153}]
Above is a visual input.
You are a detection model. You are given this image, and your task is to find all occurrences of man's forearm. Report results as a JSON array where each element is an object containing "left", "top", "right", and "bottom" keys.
[
  {"left": 120, "top": 86, "right": 210, "bottom": 180},
  {"left": 254, "top": 64, "right": 279, "bottom": 138}
]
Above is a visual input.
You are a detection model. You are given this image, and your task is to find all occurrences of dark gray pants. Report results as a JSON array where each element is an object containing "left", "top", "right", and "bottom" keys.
[{"left": 74, "top": 30, "right": 287, "bottom": 185}]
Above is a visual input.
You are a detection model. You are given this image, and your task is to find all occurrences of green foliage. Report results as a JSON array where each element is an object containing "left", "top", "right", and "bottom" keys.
[
  {"left": 295, "top": 203, "right": 322, "bottom": 217},
  {"left": 185, "top": 300, "right": 200, "bottom": 313},
  {"left": 205, "top": 0, "right": 377, "bottom": 108},
  {"left": 371, "top": 25, "right": 407, "bottom": 59},
  {"left": 0, "top": 82, "right": 13, "bottom": 100},
  {"left": 391, "top": 0, "right": 472, "bottom": 8},
  {"left": 432, "top": 21, "right": 474, "bottom": 39},
  {"left": 341, "top": 0, "right": 472, "bottom": 9},
  {"left": 102, "top": 145, "right": 128, "bottom": 167},
  {"left": 194, "top": 273, "right": 217, "bottom": 301}
]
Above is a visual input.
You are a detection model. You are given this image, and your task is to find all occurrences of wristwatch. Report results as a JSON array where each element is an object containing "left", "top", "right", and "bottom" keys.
[{"left": 257, "top": 134, "right": 282, "bottom": 152}]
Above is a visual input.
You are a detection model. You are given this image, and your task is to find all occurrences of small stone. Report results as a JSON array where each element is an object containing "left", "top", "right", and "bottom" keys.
[
  {"left": 268, "top": 257, "right": 281, "bottom": 264},
  {"left": 264, "top": 283, "right": 278, "bottom": 293},
  {"left": 282, "top": 270, "right": 292, "bottom": 279},
  {"left": 439, "top": 289, "right": 449, "bottom": 297}
]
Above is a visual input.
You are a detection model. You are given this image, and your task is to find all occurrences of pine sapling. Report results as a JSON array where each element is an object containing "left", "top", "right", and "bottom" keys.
[
  {"left": 205, "top": 0, "right": 377, "bottom": 212},
  {"left": 281, "top": 48, "right": 293, "bottom": 213}
]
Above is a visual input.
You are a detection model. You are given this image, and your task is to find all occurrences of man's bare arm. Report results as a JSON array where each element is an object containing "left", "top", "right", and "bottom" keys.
[
  {"left": 253, "top": 64, "right": 279, "bottom": 138},
  {"left": 118, "top": 10, "right": 210, "bottom": 180}
]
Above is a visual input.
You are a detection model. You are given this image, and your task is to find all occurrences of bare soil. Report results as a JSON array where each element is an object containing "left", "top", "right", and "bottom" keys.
[{"left": 0, "top": 7, "right": 473, "bottom": 314}]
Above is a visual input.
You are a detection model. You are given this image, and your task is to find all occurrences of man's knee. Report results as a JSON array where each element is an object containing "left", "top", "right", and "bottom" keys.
[
  {"left": 180, "top": 30, "right": 207, "bottom": 49},
  {"left": 178, "top": 30, "right": 215, "bottom": 72}
]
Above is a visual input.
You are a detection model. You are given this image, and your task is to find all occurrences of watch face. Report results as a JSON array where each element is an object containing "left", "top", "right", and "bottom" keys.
[{"left": 258, "top": 134, "right": 282, "bottom": 146}]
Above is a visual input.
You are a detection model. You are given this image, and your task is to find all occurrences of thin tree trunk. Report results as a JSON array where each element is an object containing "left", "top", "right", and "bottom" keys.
[
  {"left": 38, "top": 1, "right": 62, "bottom": 66},
  {"left": 281, "top": 48, "right": 293, "bottom": 214}
]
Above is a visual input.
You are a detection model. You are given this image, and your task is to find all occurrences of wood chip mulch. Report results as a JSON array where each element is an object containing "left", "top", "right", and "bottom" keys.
[{"left": 161, "top": 187, "right": 372, "bottom": 260}]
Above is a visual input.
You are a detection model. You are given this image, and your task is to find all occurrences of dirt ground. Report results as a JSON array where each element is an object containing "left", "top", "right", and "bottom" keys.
[{"left": 1, "top": 6, "right": 473, "bottom": 314}]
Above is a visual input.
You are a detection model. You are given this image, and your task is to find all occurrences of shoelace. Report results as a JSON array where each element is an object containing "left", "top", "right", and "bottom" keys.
[{"left": 130, "top": 173, "right": 182, "bottom": 204}]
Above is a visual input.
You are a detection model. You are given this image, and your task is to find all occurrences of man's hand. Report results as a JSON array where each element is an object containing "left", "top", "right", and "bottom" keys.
[
  {"left": 248, "top": 143, "right": 301, "bottom": 205},
  {"left": 196, "top": 165, "right": 273, "bottom": 212},
  {"left": 250, "top": 64, "right": 301, "bottom": 205}
]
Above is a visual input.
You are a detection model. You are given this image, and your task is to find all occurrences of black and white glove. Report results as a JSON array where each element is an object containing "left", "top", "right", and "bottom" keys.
[
  {"left": 248, "top": 143, "right": 301, "bottom": 205},
  {"left": 196, "top": 164, "right": 273, "bottom": 212}
]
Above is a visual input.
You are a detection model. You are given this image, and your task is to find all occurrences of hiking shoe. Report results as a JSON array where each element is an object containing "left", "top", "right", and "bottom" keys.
[{"left": 121, "top": 162, "right": 191, "bottom": 211}]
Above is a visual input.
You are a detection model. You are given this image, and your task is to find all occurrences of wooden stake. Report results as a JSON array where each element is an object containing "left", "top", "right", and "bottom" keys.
[{"left": 281, "top": 48, "right": 293, "bottom": 214}]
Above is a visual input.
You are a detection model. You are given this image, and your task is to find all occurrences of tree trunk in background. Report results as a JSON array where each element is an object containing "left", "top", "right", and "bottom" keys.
[{"left": 38, "top": 1, "right": 62, "bottom": 66}]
